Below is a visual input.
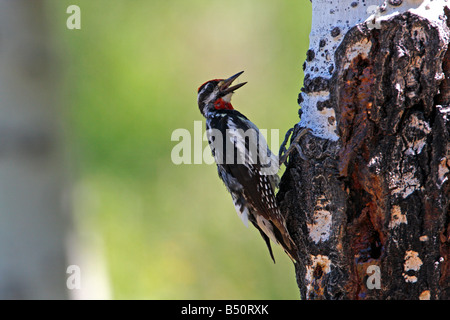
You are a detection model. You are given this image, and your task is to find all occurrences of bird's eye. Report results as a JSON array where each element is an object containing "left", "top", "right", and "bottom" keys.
[
  {"left": 198, "top": 82, "right": 215, "bottom": 96},
  {"left": 205, "top": 83, "right": 213, "bottom": 92}
]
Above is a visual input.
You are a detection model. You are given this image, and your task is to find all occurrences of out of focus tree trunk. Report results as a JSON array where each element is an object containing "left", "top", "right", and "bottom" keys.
[
  {"left": 0, "top": 1, "right": 69, "bottom": 299},
  {"left": 278, "top": 0, "right": 450, "bottom": 299}
]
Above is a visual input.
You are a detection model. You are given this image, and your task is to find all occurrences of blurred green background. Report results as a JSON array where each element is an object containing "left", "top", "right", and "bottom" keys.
[{"left": 48, "top": 0, "right": 311, "bottom": 299}]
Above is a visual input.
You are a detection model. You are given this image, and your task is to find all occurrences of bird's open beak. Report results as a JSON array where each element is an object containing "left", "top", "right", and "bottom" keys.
[{"left": 219, "top": 71, "right": 247, "bottom": 96}]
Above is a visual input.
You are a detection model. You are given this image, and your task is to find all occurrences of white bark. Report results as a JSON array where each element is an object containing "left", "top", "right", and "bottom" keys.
[{"left": 299, "top": 0, "right": 449, "bottom": 140}]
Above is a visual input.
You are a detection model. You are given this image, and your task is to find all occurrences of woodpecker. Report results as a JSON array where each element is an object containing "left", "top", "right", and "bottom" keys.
[{"left": 197, "top": 71, "right": 302, "bottom": 263}]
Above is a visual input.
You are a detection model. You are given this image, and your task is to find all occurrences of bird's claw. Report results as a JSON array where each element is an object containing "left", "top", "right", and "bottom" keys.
[{"left": 279, "top": 127, "right": 311, "bottom": 166}]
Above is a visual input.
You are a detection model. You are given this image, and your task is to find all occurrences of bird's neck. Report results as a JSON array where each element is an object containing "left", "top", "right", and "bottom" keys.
[
  {"left": 201, "top": 100, "right": 235, "bottom": 118},
  {"left": 213, "top": 98, "right": 234, "bottom": 111}
]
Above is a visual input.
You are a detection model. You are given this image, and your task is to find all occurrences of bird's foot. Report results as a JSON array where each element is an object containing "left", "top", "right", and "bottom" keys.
[{"left": 279, "top": 127, "right": 311, "bottom": 166}]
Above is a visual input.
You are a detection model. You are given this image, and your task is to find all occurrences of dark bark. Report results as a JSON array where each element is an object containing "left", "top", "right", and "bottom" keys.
[{"left": 278, "top": 11, "right": 450, "bottom": 300}]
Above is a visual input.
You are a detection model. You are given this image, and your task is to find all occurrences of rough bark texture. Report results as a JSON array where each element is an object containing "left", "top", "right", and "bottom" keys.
[{"left": 278, "top": 10, "right": 450, "bottom": 300}]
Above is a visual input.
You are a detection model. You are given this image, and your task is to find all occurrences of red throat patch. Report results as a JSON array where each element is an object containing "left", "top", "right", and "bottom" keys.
[{"left": 214, "top": 98, "right": 234, "bottom": 110}]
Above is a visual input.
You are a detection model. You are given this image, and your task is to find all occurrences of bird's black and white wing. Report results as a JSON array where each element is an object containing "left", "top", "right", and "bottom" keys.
[{"left": 206, "top": 110, "right": 297, "bottom": 262}]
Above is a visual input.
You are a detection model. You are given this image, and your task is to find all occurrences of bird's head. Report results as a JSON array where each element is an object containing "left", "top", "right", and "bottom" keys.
[{"left": 197, "top": 71, "right": 247, "bottom": 116}]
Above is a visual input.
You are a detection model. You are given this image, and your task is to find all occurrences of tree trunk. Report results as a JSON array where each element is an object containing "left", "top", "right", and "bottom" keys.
[
  {"left": 0, "top": 1, "right": 69, "bottom": 299},
  {"left": 278, "top": 0, "right": 450, "bottom": 299}
]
